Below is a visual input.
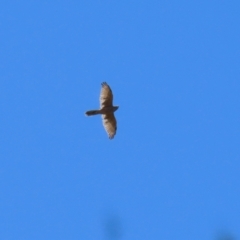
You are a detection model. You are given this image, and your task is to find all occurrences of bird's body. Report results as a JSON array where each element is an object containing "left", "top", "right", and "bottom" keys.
[
  {"left": 86, "top": 106, "right": 118, "bottom": 116},
  {"left": 85, "top": 82, "right": 119, "bottom": 139}
]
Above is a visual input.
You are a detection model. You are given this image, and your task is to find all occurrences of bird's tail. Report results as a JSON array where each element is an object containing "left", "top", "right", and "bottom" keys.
[{"left": 85, "top": 110, "right": 101, "bottom": 116}]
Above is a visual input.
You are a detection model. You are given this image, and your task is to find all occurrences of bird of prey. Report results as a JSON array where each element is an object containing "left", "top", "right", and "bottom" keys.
[{"left": 85, "top": 82, "right": 119, "bottom": 139}]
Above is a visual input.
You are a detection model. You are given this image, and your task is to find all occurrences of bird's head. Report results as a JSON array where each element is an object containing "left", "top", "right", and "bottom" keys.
[{"left": 113, "top": 106, "right": 119, "bottom": 112}]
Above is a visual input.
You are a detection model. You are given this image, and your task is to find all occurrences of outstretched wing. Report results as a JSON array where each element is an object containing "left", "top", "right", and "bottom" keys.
[
  {"left": 102, "top": 113, "right": 117, "bottom": 139},
  {"left": 100, "top": 82, "right": 113, "bottom": 108}
]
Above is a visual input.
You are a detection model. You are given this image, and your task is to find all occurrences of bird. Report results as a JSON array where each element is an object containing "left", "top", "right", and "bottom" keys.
[{"left": 85, "top": 82, "right": 119, "bottom": 139}]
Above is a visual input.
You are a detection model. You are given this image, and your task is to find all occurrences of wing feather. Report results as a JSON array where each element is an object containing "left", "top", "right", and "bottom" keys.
[
  {"left": 102, "top": 113, "right": 117, "bottom": 139},
  {"left": 100, "top": 82, "right": 113, "bottom": 108}
]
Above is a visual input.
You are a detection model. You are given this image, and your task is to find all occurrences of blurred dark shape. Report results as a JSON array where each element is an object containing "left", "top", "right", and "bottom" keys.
[
  {"left": 104, "top": 214, "right": 123, "bottom": 240},
  {"left": 216, "top": 232, "right": 235, "bottom": 240}
]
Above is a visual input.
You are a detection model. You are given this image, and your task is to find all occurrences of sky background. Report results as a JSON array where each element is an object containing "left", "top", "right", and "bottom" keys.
[{"left": 0, "top": 1, "right": 240, "bottom": 239}]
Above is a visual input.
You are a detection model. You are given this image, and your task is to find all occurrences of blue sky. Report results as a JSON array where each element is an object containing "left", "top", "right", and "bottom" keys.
[{"left": 0, "top": 1, "right": 239, "bottom": 239}]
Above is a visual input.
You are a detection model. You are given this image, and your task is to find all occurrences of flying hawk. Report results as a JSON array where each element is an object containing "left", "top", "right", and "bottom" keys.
[{"left": 85, "top": 82, "right": 119, "bottom": 139}]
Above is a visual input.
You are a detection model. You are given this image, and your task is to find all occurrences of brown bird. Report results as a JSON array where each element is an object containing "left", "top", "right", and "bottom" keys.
[{"left": 85, "top": 82, "right": 119, "bottom": 139}]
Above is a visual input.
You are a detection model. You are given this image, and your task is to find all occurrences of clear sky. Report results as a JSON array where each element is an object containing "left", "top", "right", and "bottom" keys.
[{"left": 0, "top": 1, "right": 239, "bottom": 240}]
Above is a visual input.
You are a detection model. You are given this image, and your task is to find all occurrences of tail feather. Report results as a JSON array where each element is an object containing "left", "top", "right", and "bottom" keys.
[{"left": 85, "top": 110, "right": 101, "bottom": 116}]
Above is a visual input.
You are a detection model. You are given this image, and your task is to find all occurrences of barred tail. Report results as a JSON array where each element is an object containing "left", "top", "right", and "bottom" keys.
[{"left": 85, "top": 110, "right": 101, "bottom": 116}]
